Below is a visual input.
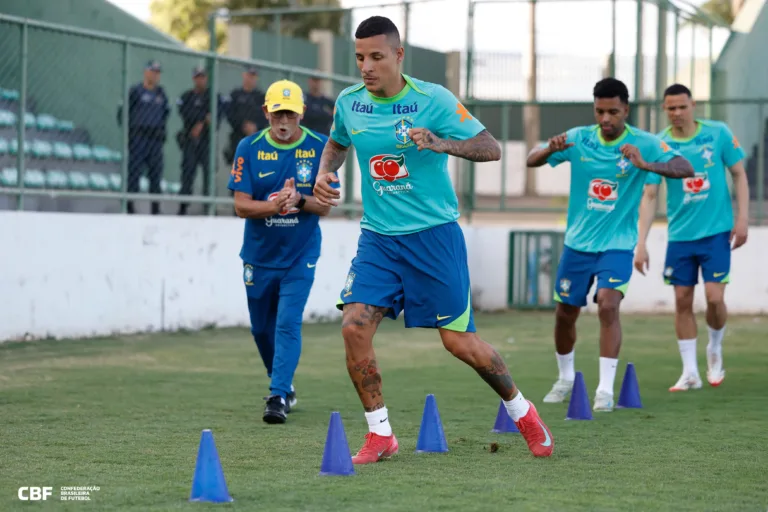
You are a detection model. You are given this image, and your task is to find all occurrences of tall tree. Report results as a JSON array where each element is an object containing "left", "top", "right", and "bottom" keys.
[
  {"left": 149, "top": 0, "right": 344, "bottom": 53},
  {"left": 685, "top": 0, "right": 735, "bottom": 26}
]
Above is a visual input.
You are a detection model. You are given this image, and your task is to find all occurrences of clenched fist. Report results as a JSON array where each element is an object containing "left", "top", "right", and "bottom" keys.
[{"left": 408, "top": 128, "right": 446, "bottom": 153}]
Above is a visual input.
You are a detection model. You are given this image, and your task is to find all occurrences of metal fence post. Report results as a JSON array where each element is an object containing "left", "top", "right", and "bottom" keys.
[
  {"left": 120, "top": 41, "right": 130, "bottom": 214},
  {"left": 690, "top": 26, "right": 695, "bottom": 94},
  {"left": 275, "top": 13, "right": 283, "bottom": 65},
  {"left": 758, "top": 103, "right": 765, "bottom": 226},
  {"left": 609, "top": 0, "right": 616, "bottom": 77},
  {"left": 507, "top": 231, "right": 516, "bottom": 307},
  {"left": 16, "top": 21, "right": 28, "bottom": 211},
  {"left": 464, "top": 1, "right": 474, "bottom": 97},
  {"left": 634, "top": 0, "right": 643, "bottom": 113},
  {"left": 500, "top": 102, "right": 508, "bottom": 209},
  {"left": 707, "top": 23, "right": 714, "bottom": 118},
  {"left": 346, "top": 10, "right": 355, "bottom": 77},
  {"left": 208, "top": 54, "right": 218, "bottom": 216},
  {"left": 673, "top": 12, "right": 679, "bottom": 80},
  {"left": 655, "top": 2, "right": 667, "bottom": 133},
  {"left": 404, "top": 1, "right": 412, "bottom": 76}
]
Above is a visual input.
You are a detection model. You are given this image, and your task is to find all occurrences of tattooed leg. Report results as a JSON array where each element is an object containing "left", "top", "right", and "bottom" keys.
[
  {"left": 341, "top": 303, "right": 389, "bottom": 412},
  {"left": 439, "top": 329, "right": 519, "bottom": 400}
]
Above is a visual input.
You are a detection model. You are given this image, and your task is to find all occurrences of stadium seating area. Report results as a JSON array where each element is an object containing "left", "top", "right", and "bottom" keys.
[{"left": 0, "top": 86, "right": 182, "bottom": 213}]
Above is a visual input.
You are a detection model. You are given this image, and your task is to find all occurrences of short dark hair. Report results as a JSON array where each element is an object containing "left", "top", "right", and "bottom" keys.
[
  {"left": 355, "top": 16, "right": 401, "bottom": 45},
  {"left": 593, "top": 78, "right": 629, "bottom": 104},
  {"left": 663, "top": 83, "right": 692, "bottom": 98}
]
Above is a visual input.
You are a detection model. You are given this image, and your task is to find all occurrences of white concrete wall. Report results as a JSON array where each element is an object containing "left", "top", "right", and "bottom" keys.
[{"left": 1, "top": 211, "right": 766, "bottom": 341}]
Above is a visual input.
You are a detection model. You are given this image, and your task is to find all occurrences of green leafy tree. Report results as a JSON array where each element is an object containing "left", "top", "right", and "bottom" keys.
[
  {"left": 684, "top": 0, "right": 735, "bottom": 26},
  {"left": 149, "top": 0, "right": 344, "bottom": 53}
]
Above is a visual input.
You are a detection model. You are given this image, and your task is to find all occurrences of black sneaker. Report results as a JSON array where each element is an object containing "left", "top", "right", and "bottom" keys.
[
  {"left": 263, "top": 395, "right": 287, "bottom": 424},
  {"left": 286, "top": 386, "right": 297, "bottom": 414}
]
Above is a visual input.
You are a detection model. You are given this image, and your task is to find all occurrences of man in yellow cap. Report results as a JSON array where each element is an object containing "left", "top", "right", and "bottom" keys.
[{"left": 227, "top": 79, "right": 339, "bottom": 424}]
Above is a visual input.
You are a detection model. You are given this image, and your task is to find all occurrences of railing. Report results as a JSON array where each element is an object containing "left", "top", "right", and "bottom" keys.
[
  {"left": 0, "top": 13, "right": 361, "bottom": 216},
  {"left": 461, "top": 98, "right": 768, "bottom": 226},
  {"left": 0, "top": 13, "right": 763, "bottom": 225}
]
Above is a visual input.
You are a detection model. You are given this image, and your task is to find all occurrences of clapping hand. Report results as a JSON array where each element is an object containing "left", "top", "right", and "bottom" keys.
[{"left": 275, "top": 178, "right": 299, "bottom": 213}]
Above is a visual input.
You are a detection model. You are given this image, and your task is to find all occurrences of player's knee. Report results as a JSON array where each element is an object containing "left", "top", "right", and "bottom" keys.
[
  {"left": 706, "top": 292, "right": 725, "bottom": 310},
  {"left": 675, "top": 290, "right": 695, "bottom": 313},
  {"left": 597, "top": 297, "right": 619, "bottom": 324},
  {"left": 341, "top": 322, "right": 372, "bottom": 354},
  {"left": 555, "top": 304, "right": 579, "bottom": 327},
  {"left": 440, "top": 330, "right": 480, "bottom": 361},
  {"left": 275, "top": 319, "right": 300, "bottom": 341}
]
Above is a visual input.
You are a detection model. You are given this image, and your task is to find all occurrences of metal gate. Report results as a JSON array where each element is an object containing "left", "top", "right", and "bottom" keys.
[{"left": 507, "top": 231, "right": 565, "bottom": 309}]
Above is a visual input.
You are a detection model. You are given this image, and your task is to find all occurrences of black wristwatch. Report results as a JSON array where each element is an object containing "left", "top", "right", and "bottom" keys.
[{"left": 296, "top": 194, "right": 306, "bottom": 210}]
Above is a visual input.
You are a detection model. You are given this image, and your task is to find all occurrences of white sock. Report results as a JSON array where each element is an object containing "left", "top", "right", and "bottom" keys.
[
  {"left": 503, "top": 391, "right": 531, "bottom": 422},
  {"left": 365, "top": 406, "right": 392, "bottom": 436},
  {"left": 707, "top": 325, "right": 725, "bottom": 354},
  {"left": 556, "top": 351, "right": 575, "bottom": 382},
  {"left": 597, "top": 357, "right": 618, "bottom": 396},
  {"left": 678, "top": 339, "right": 698, "bottom": 376}
]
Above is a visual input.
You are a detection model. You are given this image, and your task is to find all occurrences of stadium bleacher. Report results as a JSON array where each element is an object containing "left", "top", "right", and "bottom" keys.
[{"left": 0, "top": 86, "right": 182, "bottom": 213}]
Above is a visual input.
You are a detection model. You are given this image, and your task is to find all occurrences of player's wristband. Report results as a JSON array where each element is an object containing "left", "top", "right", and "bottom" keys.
[{"left": 296, "top": 194, "right": 306, "bottom": 210}]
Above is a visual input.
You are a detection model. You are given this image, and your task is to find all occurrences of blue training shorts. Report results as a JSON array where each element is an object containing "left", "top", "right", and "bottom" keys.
[
  {"left": 337, "top": 221, "right": 475, "bottom": 333},
  {"left": 554, "top": 246, "right": 633, "bottom": 307},
  {"left": 663, "top": 230, "right": 731, "bottom": 287}
]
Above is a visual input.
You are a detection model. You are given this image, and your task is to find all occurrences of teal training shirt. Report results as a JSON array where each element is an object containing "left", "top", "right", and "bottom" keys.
[
  {"left": 648, "top": 120, "right": 745, "bottom": 242},
  {"left": 545, "top": 124, "right": 681, "bottom": 253},
  {"left": 330, "top": 75, "right": 486, "bottom": 235}
]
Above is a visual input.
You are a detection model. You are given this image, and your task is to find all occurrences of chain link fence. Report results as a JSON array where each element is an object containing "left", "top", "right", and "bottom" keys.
[
  {"left": 0, "top": 14, "right": 359, "bottom": 216},
  {"left": 0, "top": 4, "right": 763, "bottom": 222}
]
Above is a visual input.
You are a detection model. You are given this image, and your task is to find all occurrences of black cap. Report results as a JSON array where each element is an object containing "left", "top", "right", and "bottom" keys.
[{"left": 145, "top": 60, "right": 162, "bottom": 72}]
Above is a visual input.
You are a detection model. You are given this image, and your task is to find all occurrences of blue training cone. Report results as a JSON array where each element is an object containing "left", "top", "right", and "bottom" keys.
[
  {"left": 491, "top": 399, "right": 519, "bottom": 433},
  {"left": 617, "top": 362, "right": 643, "bottom": 408},
  {"left": 319, "top": 412, "right": 355, "bottom": 476},
  {"left": 566, "top": 371, "right": 593, "bottom": 421},
  {"left": 415, "top": 394, "right": 449, "bottom": 453},
  {"left": 189, "top": 429, "right": 233, "bottom": 503}
]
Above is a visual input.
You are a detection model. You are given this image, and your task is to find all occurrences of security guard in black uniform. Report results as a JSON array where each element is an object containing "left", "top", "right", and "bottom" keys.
[
  {"left": 224, "top": 66, "right": 267, "bottom": 164},
  {"left": 302, "top": 75, "right": 334, "bottom": 135},
  {"left": 176, "top": 65, "right": 224, "bottom": 215},
  {"left": 117, "top": 60, "right": 170, "bottom": 215}
]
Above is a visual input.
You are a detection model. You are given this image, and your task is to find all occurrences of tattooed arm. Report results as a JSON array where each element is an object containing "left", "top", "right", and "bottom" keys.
[
  {"left": 409, "top": 128, "right": 501, "bottom": 162},
  {"left": 642, "top": 156, "right": 695, "bottom": 179},
  {"left": 317, "top": 138, "right": 349, "bottom": 178},
  {"left": 621, "top": 143, "right": 694, "bottom": 179},
  {"left": 313, "top": 138, "right": 348, "bottom": 207}
]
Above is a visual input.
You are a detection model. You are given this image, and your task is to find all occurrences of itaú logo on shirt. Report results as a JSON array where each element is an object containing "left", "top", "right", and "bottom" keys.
[
  {"left": 587, "top": 179, "right": 618, "bottom": 212},
  {"left": 265, "top": 191, "right": 300, "bottom": 228}
]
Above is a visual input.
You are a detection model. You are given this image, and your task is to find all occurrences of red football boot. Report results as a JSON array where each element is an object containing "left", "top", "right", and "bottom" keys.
[
  {"left": 351, "top": 432, "right": 399, "bottom": 464},
  {"left": 514, "top": 400, "right": 554, "bottom": 457}
]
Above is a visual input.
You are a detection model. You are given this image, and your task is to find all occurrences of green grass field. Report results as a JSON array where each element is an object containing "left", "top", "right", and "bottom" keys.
[{"left": 1, "top": 312, "right": 766, "bottom": 511}]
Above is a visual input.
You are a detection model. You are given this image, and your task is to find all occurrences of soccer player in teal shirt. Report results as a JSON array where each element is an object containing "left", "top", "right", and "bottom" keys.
[
  {"left": 313, "top": 16, "right": 556, "bottom": 462},
  {"left": 526, "top": 78, "right": 694, "bottom": 412},
  {"left": 635, "top": 83, "right": 749, "bottom": 391}
]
